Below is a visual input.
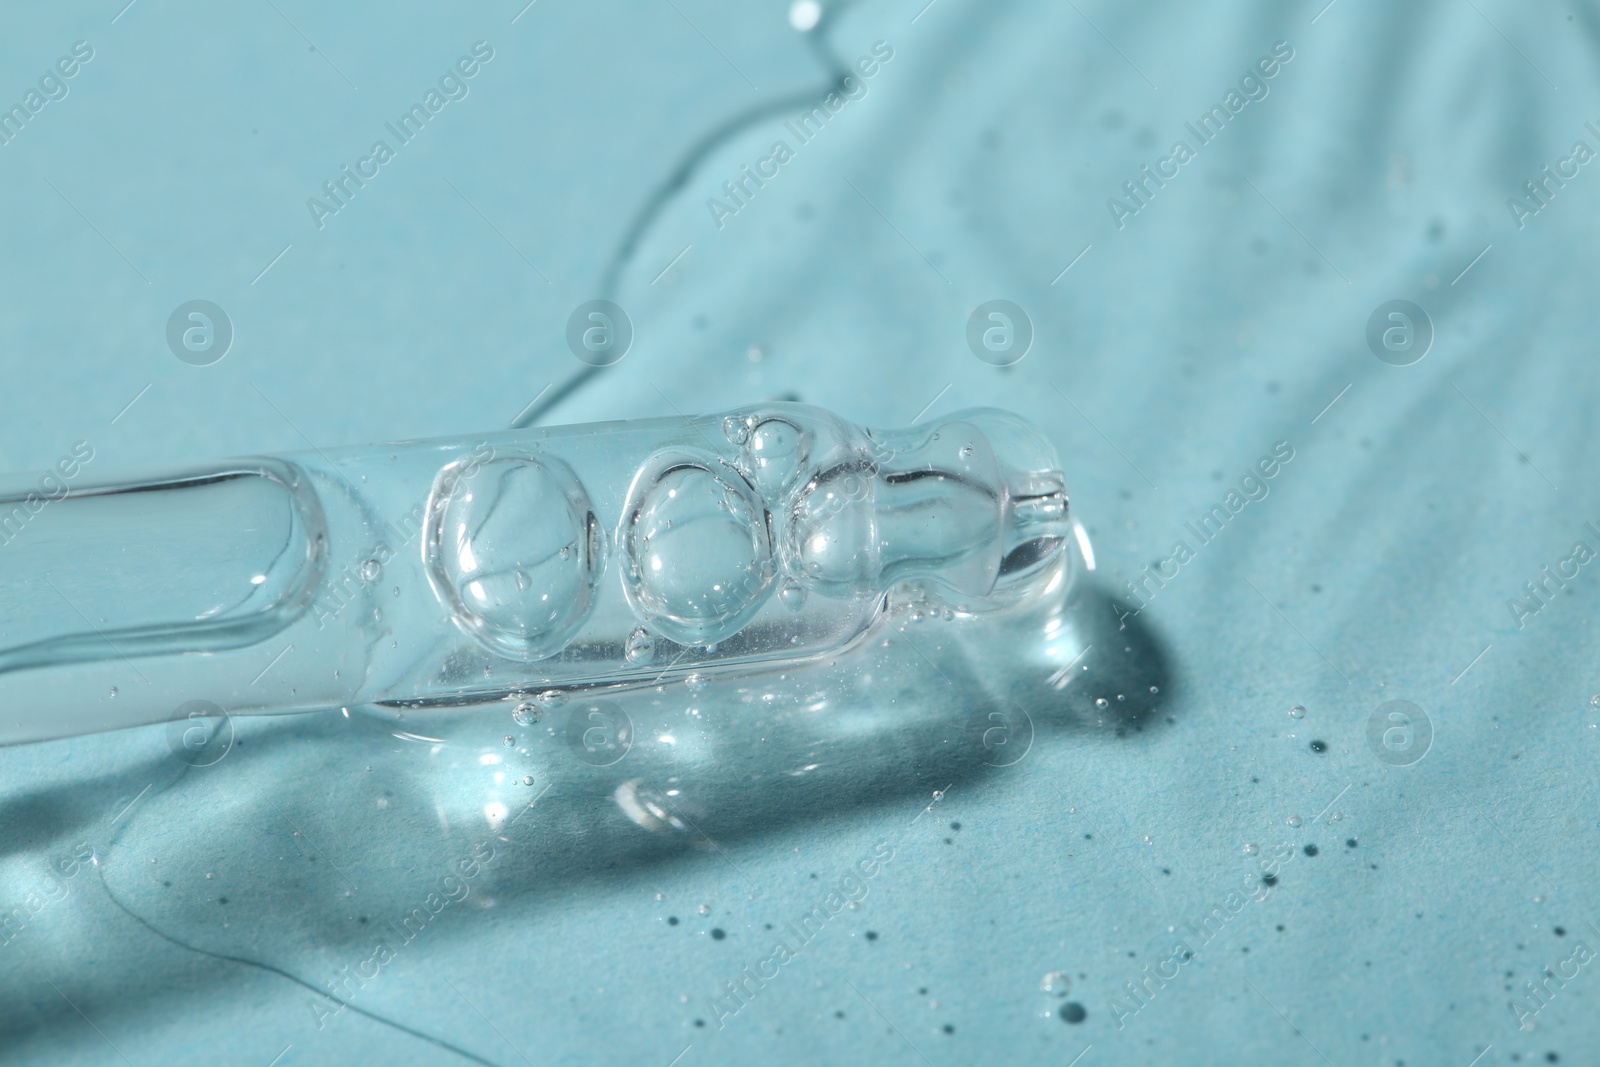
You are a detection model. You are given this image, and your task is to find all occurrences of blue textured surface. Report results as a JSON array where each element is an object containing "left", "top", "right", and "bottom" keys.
[{"left": 2, "top": 1, "right": 1599, "bottom": 1064}]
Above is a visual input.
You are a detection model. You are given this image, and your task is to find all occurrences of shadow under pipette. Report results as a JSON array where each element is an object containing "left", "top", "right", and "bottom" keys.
[{"left": 0, "top": 577, "right": 1170, "bottom": 1063}]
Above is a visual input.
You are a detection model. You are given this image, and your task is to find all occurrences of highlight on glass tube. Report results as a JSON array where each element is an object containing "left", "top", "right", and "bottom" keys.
[{"left": 0, "top": 403, "right": 1075, "bottom": 746}]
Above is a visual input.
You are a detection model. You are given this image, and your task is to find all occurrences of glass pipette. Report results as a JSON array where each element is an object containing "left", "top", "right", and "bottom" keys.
[{"left": 0, "top": 403, "right": 1072, "bottom": 746}]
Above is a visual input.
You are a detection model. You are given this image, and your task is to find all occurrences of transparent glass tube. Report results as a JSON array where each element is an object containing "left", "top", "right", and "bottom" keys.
[{"left": 0, "top": 403, "right": 1073, "bottom": 745}]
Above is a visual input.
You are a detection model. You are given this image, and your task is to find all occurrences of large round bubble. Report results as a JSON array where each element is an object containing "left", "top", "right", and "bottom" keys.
[
  {"left": 621, "top": 452, "right": 775, "bottom": 647},
  {"left": 424, "top": 452, "right": 603, "bottom": 659}
]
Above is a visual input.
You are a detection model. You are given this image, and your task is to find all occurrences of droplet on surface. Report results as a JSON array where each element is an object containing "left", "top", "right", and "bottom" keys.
[
  {"left": 1243, "top": 843, "right": 1259, "bottom": 856},
  {"left": 1287, "top": 815, "right": 1303, "bottom": 828},
  {"left": 1040, "top": 971, "right": 1071, "bottom": 996},
  {"left": 1289, "top": 704, "right": 1306, "bottom": 719}
]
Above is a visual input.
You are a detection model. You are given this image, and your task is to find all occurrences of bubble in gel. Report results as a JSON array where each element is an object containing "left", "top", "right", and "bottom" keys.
[
  {"left": 625, "top": 627, "right": 656, "bottom": 664},
  {"left": 739, "top": 417, "right": 808, "bottom": 494},
  {"left": 425, "top": 453, "right": 603, "bottom": 660},
  {"left": 622, "top": 451, "right": 776, "bottom": 646},
  {"left": 779, "top": 581, "right": 806, "bottom": 611},
  {"left": 512, "top": 703, "right": 538, "bottom": 726},
  {"left": 789, "top": 468, "right": 875, "bottom": 588}
]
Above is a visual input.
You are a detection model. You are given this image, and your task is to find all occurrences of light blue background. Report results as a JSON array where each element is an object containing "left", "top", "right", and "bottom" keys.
[{"left": 2, "top": 1, "right": 1598, "bottom": 1064}]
